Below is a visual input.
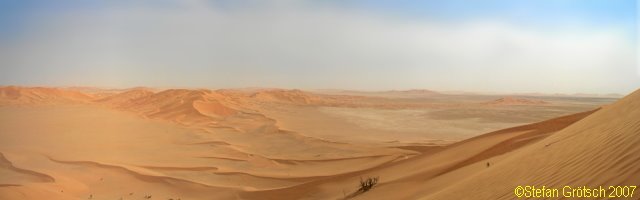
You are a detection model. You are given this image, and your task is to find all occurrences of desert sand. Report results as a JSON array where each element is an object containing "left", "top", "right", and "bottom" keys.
[{"left": 0, "top": 86, "right": 634, "bottom": 200}]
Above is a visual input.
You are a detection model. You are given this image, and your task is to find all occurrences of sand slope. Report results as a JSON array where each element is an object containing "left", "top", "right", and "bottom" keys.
[
  {"left": 423, "top": 89, "right": 640, "bottom": 199},
  {"left": 341, "top": 89, "right": 639, "bottom": 199},
  {"left": 239, "top": 108, "right": 597, "bottom": 199}
]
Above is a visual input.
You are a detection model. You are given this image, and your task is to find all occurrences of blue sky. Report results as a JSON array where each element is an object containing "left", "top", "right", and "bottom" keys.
[{"left": 0, "top": 0, "right": 638, "bottom": 94}]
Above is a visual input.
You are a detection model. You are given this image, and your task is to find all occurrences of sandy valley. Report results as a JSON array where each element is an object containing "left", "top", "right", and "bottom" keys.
[{"left": 1, "top": 86, "right": 636, "bottom": 199}]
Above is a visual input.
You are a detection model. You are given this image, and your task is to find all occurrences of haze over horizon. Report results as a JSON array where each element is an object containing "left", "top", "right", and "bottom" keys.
[{"left": 0, "top": 0, "right": 638, "bottom": 94}]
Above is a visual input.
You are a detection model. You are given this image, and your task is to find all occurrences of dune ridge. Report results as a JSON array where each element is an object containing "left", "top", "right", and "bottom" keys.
[
  {"left": 0, "top": 152, "right": 55, "bottom": 185},
  {"left": 114, "top": 89, "right": 243, "bottom": 125},
  {"left": 50, "top": 158, "right": 207, "bottom": 185}
]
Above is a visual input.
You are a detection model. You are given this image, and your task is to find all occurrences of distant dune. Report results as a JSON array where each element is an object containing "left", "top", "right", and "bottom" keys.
[
  {"left": 387, "top": 89, "right": 440, "bottom": 95},
  {"left": 315, "top": 89, "right": 440, "bottom": 99},
  {"left": 0, "top": 86, "right": 93, "bottom": 105},
  {"left": 115, "top": 89, "right": 243, "bottom": 125},
  {"left": 485, "top": 96, "right": 549, "bottom": 106},
  {"left": 251, "top": 89, "right": 316, "bottom": 105},
  {"left": 94, "top": 88, "right": 154, "bottom": 105}
]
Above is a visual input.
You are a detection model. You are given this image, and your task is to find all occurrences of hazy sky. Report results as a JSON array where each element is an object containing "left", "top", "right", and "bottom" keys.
[{"left": 0, "top": 0, "right": 638, "bottom": 94}]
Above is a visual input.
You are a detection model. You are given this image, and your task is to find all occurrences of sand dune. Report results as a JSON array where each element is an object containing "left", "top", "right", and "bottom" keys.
[
  {"left": 485, "top": 96, "right": 549, "bottom": 106},
  {"left": 252, "top": 89, "right": 316, "bottom": 105},
  {"left": 340, "top": 89, "right": 639, "bottom": 199},
  {"left": 250, "top": 89, "right": 368, "bottom": 107},
  {"left": 0, "top": 86, "right": 93, "bottom": 105},
  {"left": 0, "top": 152, "right": 55, "bottom": 185},
  {"left": 248, "top": 89, "right": 436, "bottom": 109},
  {"left": 239, "top": 108, "right": 597, "bottom": 199},
  {"left": 113, "top": 89, "right": 243, "bottom": 125},
  {"left": 0, "top": 87, "right": 412, "bottom": 199},
  {"left": 389, "top": 89, "right": 439, "bottom": 95},
  {"left": 0, "top": 86, "right": 626, "bottom": 199},
  {"left": 423, "top": 89, "right": 640, "bottom": 199},
  {"left": 94, "top": 88, "right": 154, "bottom": 106},
  {"left": 314, "top": 89, "right": 440, "bottom": 98}
]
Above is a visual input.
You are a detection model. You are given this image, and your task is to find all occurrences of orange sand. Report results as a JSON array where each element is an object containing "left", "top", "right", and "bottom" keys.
[{"left": 0, "top": 86, "right": 632, "bottom": 200}]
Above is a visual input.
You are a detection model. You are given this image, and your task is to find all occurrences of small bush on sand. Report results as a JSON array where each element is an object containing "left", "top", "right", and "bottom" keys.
[
  {"left": 358, "top": 176, "right": 379, "bottom": 192},
  {"left": 342, "top": 176, "right": 380, "bottom": 199}
]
